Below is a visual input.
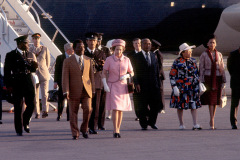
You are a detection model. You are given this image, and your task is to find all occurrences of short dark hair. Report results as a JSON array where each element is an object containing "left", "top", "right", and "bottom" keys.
[
  {"left": 203, "top": 34, "right": 216, "bottom": 48},
  {"left": 73, "top": 39, "right": 83, "bottom": 49},
  {"left": 132, "top": 38, "right": 141, "bottom": 42}
]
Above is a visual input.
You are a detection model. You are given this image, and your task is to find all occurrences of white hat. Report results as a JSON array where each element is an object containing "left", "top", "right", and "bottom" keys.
[
  {"left": 106, "top": 39, "right": 115, "bottom": 49},
  {"left": 179, "top": 43, "right": 196, "bottom": 54}
]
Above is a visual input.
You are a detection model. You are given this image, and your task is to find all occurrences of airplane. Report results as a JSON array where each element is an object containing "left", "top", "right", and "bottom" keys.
[{"left": 36, "top": 0, "right": 240, "bottom": 55}]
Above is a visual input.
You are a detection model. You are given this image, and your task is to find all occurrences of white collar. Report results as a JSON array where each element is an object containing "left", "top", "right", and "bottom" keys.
[
  {"left": 87, "top": 47, "right": 95, "bottom": 53},
  {"left": 74, "top": 54, "right": 83, "bottom": 63},
  {"left": 17, "top": 48, "right": 24, "bottom": 55}
]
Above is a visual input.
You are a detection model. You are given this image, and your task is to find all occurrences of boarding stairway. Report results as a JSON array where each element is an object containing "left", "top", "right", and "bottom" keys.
[{"left": 0, "top": 0, "right": 70, "bottom": 110}]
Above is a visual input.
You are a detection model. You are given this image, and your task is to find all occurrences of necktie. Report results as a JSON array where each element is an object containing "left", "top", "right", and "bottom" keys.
[
  {"left": 145, "top": 52, "right": 150, "bottom": 66},
  {"left": 79, "top": 57, "right": 83, "bottom": 71}
]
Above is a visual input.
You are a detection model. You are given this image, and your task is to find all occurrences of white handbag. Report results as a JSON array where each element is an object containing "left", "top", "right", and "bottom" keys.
[
  {"left": 219, "top": 88, "right": 227, "bottom": 108},
  {"left": 199, "top": 83, "right": 206, "bottom": 95}
]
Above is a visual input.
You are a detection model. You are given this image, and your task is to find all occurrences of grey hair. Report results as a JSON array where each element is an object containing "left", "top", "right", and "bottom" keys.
[
  {"left": 64, "top": 43, "right": 73, "bottom": 52},
  {"left": 141, "top": 38, "right": 151, "bottom": 44}
]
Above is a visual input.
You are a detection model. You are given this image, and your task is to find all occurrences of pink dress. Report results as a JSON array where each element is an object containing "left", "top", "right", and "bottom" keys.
[{"left": 103, "top": 55, "right": 133, "bottom": 111}]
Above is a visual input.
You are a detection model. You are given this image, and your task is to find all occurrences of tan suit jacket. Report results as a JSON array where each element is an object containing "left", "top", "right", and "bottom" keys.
[
  {"left": 62, "top": 55, "right": 95, "bottom": 99},
  {"left": 29, "top": 46, "right": 50, "bottom": 81}
]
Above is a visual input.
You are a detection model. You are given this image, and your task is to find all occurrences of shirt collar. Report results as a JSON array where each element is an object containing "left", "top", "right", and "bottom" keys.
[
  {"left": 74, "top": 53, "right": 83, "bottom": 62},
  {"left": 135, "top": 50, "right": 141, "bottom": 54},
  {"left": 17, "top": 48, "right": 24, "bottom": 55},
  {"left": 65, "top": 52, "right": 70, "bottom": 58},
  {"left": 87, "top": 47, "right": 95, "bottom": 53}
]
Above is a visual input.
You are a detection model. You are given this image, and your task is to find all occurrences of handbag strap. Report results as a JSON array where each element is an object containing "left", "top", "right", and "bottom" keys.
[{"left": 222, "top": 88, "right": 226, "bottom": 96}]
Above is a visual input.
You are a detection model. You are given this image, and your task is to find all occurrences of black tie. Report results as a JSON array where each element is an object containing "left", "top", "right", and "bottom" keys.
[
  {"left": 79, "top": 57, "right": 83, "bottom": 71},
  {"left": 145, "top": 52, "right": 150, "bottom": 66}
]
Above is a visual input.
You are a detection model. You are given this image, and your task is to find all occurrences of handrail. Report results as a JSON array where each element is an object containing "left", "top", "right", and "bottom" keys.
[
  {"left": 29, "top": 0, "right": 70, "bottom": 43},
  {"left": 0, "top": 0, "right": 8, "bottom": 43},
  {"left": 24, "top": 0, "right": 40, "bottom": 26}
]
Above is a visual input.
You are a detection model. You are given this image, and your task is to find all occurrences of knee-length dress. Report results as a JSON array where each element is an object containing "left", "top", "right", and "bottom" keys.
[
  {"left": 103, "top": 55, "right": 133, "bottom": 111},
  {"left": 169, "top": 57, "right": 201, "bottom": 110}
]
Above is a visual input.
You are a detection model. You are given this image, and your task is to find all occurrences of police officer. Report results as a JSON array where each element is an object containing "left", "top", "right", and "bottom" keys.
[
  {"left": 85, "top": 32, "right": 106, "bottom": 134},
  {"left": 4, "top": 35, "right": 38, "bottom": 136}
]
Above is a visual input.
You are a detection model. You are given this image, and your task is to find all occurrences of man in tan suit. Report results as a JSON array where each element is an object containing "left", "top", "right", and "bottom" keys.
[
  {"left": 62, "top": 39, "right": 95, "bottom": 140},
  {"left": 29, "top": 33, "right": 50, "bottom": 118}
]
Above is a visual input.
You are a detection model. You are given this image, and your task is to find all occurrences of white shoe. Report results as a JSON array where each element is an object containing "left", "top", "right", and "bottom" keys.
[
  {"left": 179, "top": 125, "right": 186, "bottom": 130},
  {"left": 192, "top": 124, "right": 202, "bottom": 130},
  {"left": 160, "top": 110, "right": 165, "bottom": 114},
  {"left": 106, "top": 116, "right": 111, "bottom": 120}
]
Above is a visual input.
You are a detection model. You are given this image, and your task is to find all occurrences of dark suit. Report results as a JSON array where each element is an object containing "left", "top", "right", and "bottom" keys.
[
  {"left": 4, "top": 49, "right": 37, "bottom": 134},
  {"left": 127, "top": 50, "right": 141, "bottom": 118},
  {"left": 227, "top": 49, "right": 240, "bottom": 126},
  {"left": 133, "top": 51, "right": 162, "bottom": 128},
  {"left": 153, "top": 49, "right": 165, "bottom": 110},
  {"left": 54, "top": 53, "right": 69, "bottom": 120},
  {"left": 85, "top": 48, "right": 106, "bottom": 130}
]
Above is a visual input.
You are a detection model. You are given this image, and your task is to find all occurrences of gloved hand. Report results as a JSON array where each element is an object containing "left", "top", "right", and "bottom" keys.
[
  {"left": 199, "top": 82, "right": 207, "bottom": 95},
  {"left": 102, "top": 78, "right": 110, "bottom": 92},
  {"left": 222, "top": 83, "right": 226, "bottom": 89},
  {"left": 120, "top": 74, "right": 130, "bottom": 80},
  {"left": 173, "top": 86, "right": 180, "bottom": 97}
]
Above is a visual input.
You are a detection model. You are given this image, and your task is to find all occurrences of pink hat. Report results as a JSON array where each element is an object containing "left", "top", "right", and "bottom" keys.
[{"left": 112, "top": 39, "right": 126, "bottom": 47}]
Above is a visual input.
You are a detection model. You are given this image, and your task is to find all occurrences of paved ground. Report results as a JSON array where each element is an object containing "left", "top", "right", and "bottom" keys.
[{"left": 1, "top": 58, "right": 239, "bottom": 160}]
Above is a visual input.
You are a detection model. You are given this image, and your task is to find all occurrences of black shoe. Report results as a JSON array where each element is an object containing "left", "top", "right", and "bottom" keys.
[
  {"left": 23, "top": 125, "right": 30, "bottom": 133},
  {"left": 42, "top": 112, "right": 48, "bottom": 118},
  {"left": 0, "top": 121, "right": 2, "bottom": 124},
  {"left": 72, "top": 136, "right": 78, "bottom": 140},
  {"left": 113, "top": 133, "right": 118, "bottom": 138},
  {"left": 82, "top": 132, "right": 89, "bottom": 139},
  {"left": 35, "top": 114, "right": 40, "bottom": 119},
  {"left": 117, "top": 133, "right": 121, "bottom": 138},
  {"left": 17, "top": 133, "right": 23, "bottom": 136},
  {"left": 141, "top": 127, "right": 148, "bottom": 130},
  {"left": 98, "top": 126, "right": 106, "bottom": 130},
  {"left": 150, "top": 125, "right": 158, "bottom": 129},
  {"left": 56, "top": 116, "right": 61, "bottom": 121},
  {"left": 67, "top": 117, "right": 70, "bottom": 121},
  {"left": 135, "top": 118, "right": 139, "bottom": 121},
  {"left": 89, "top": 129, "right": 98, "bottom": 134},
  {"left": 232, "top": 125, "right": 238, "bottom": 130}
]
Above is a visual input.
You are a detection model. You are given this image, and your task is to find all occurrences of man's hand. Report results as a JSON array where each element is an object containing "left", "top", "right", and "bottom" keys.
[
  {"left": 135, "top": 84, "right": 141, "bottom": 93},
  {"left": 63, "top": 92, "right": 69, "bottom": 100},
  {"left": 54, "top": 83, "right": 58, "bottom": 89}
]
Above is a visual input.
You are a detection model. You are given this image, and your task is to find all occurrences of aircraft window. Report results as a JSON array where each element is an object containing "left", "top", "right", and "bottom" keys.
[
  {"left": 171, "top": 2, "right": 175, "bottom": 7},
  {"left": 202, "top": 4, "right": 206, "bottom": 8}
]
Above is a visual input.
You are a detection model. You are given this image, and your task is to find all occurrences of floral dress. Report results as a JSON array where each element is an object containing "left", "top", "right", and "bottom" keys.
[{"left": 169, "top": 56, "right": 201, "bottom": 110}]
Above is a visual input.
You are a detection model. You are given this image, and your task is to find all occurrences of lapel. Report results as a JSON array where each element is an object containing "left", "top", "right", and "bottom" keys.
[
  {"left": 69, "top": 55, "right": 82, "bottom": 75},
  {"left": 82, "top": 55, "right": 89, "bottom": 75},
  {"left": 15, "top": 49, "right": 25, "bottom": 61},
  {"left": 139, "top": 51, "right": 149, "bottom": 67}
]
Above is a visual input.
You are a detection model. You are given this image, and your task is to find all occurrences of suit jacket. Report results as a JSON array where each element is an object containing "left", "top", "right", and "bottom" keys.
[
  {"left": 84, "top": 48, "right": 106, "bottom": 89},
  {"left": 29, "top": 45, "right": 50, "bottom": 81},
  {"left": 62, "top": 55, "right": 95, "bottom": 99},
  {"left": 133, "top": 51, "right": 160, "bottom": 92},
  {"left": 227, "top": 49, "right": 240, "bottom": 89},
  {"left": 4, "top": 49, "right": 37, "bottom": 88},
  {"left": 54, "top": 53, "right": 67, "bottom": 86},
  {"left": 153, "top": 49, "right": 165, "bottom": 81}
]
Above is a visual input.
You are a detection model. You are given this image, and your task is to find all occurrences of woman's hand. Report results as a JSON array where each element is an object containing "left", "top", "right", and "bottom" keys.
[
  {"left": 173, "top": 86, "right": 180, "bottom": 96},
  {"left": 120, "top": 74, "right": 130, "bottom": 80},
  {"left": 102, "top": 78, "right": 110, "bottom": 92}
]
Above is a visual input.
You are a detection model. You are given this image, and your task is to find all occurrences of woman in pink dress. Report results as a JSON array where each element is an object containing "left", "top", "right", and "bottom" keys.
[{"left": 102, "top": 39, "right": 134, "bottom": 138}]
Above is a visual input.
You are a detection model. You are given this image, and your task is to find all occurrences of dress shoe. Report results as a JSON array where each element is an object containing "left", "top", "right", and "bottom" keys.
[
  {"left": 150, "top": 125, "right": 158, "bottom": 129},
  {"left": 117, "top": 133, "right": 121, "bottom": 138},
  {"left": 81, "top": 132, "right": 89, "bottom": 139},
  {"left": 35, "top": 114, "right": 40, "bottom": 119},
  {"left": 232, "top": 125, "right": 238, "bottom": 130},
  {"left": 98, "top": 126, "right": 106, "bottom": 130},
  {"left": 24, "top": 125, "right": 30, "bottom": 133},
  {"left": 17, "top": 133, "right": 23, "bottom": 136},
  {"left": 141, "top": 127, "right": 148, "bottom": 130},
  {"left": 113, "top": 133, "right": 118, "bottom": 138},
  {"left": 56, "top": 116, "right": 61, "bottom": 121},
  {"left": 42, "top": 111, "right": 48, "bottom": 118},
  {"left": 135, "top": 118, "right": 139, "bottom": 121},
  {"left": 0, "top": 121, "right": 2, "bottom": 124},
  {"left": 192, "top": 124, "right": 202, "bottom": 130},
  {"left": 106, "top": 116, "right": 111, "bottom": 120},
  {"left": 89, "top": 129, "right": 98, "bottom": 134},
  {"left": 67, "top": 117, "right": 70, "bottom": 121},
  {"left": 72, "top": 136, "right": 78, "bottom": 140}
]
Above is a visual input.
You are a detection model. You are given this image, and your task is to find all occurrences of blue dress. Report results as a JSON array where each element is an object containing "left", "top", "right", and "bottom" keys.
[{"left": 169, "top": 56, "right": 201, "bottom": 110}]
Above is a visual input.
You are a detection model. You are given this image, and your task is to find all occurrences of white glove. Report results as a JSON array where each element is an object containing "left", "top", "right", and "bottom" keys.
[
  {"left": 102, "top": 78, "right": 110, "bottom": 92},
  {"left": 173, "top": 86, "right": 180, "bottom": 97},
  {"left": 120, "top": 74, "right": 130, "bottom": 80},
  {"left": 222, "top": 83, "right": 226, "bottom": 89},
  {"left": 199, "top": 83, "right": 207, "bottom": 95}
]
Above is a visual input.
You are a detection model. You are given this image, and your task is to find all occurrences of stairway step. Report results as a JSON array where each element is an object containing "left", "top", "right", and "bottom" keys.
[{"left": 8, "top": 19, "right": 25, "bottom": 26}]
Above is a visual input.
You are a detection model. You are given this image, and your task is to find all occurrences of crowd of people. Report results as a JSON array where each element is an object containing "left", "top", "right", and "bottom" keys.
[{"left": 1, "top": 32, "right": 240, "bottom": 140}]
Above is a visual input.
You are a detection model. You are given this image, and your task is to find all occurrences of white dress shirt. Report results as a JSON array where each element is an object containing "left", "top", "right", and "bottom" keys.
[
  {"left": 87, "top": 47, "right": 95, "bottom": 54},
  {"left": 141, "top": 50, "right": 151, "bottom": 65},
  {"left": 74, "top": 54, "right": 84, "bottom": 66}
]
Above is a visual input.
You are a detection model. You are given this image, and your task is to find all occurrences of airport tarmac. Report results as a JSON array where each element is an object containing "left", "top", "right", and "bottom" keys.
[{"left": 0, "top": 57, "right": 239, "bottom": 160}]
